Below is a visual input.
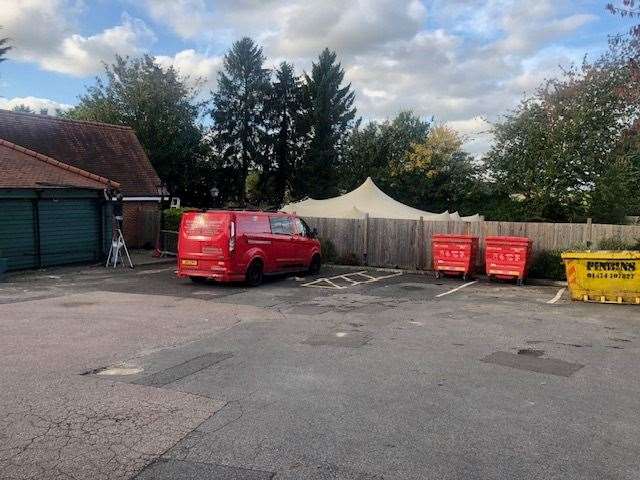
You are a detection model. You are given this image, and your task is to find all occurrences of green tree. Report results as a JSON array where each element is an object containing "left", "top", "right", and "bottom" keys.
[
  {"left": 485, "top": 55, "right": 640, "bottom": 222},
  {"left": 0, "top": 30, "right": 10, "bottom": 64},
  {"left": 340, "top": 111, "right": 429, "bottom": 192},
  {"left": 395, "top": 125, "right": 481, "bottom": 214},
  {"left": 11, "top": 104, "right": 34, "bottom": 114},
  {"left": 65, "top": 55, "right": 206, "bottom": 203},
  {"left": 607, "top": 1, "right": 640, "bottom": 42},
  {"left": 210, "top": 37, "right": 271, "bottom": 204},
  {"left": 263, "top": 62, "right": 308, "bottom": 205},
  {"left": 299, "top": 48, "right": 356, "bottom": 199}
]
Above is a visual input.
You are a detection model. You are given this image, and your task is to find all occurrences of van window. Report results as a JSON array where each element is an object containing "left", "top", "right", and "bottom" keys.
[
  {"left": 237, "top": 215, "right": 270, "bottom": 234},
  {"left": 294, "top": 218, "right": 310, "bottom": 236},
  {"left": 270, "top": 216, "right": 294, "bottom": 235},
  {"left": 183, "top": 214, "right": 224, "bottom": 238}
]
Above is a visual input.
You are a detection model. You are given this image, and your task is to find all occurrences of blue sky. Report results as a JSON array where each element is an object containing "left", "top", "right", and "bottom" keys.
[{"left": 0, "top": 1, "right": 635, "bottom": 154}]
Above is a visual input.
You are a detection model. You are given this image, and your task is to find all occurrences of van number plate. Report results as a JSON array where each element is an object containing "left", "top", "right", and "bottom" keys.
[{"left": 182, "top": 260, "right": 198, "bottom": 266}]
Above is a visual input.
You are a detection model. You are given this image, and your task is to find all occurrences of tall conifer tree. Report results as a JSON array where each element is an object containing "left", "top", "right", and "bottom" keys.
[
  {"left": 211, "top": 37, "right": 271, "bottom": 203},
  {"left": 301, "top": 49, "right": 356, "bottom": 199}
]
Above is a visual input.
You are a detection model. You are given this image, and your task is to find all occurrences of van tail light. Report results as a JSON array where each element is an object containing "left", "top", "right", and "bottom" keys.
[{"left": 229, "top": 221, "right": 236, "bottom": 252}]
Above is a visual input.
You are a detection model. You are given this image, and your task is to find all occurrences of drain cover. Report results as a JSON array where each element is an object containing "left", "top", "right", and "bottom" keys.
[{"left": 481, "top": 351, "right": 584, "bottom": 377}]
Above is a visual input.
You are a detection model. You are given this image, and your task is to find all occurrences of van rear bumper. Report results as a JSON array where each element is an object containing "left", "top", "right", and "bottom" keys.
[
  {"left": 178, "top": 270, "right": 245, "bottom": 282},
  {"left": 177, "top": 258, "right": 245, "bottom": 282}
]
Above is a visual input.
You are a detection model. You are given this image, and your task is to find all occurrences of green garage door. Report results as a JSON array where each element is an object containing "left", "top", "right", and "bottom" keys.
[
  {"left": 0, "top": 199, "right": 38, "bottom": 270},
  {"left": 38, "top": 198, "right": 102, "bottom": 267}
]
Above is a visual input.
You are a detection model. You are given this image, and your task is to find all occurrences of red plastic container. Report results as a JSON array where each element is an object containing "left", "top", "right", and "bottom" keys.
[
  {"left": 484, "top": 236, "right": 532, "bottom": 285},
  {"left": 432, "top": 234, "right": 479, "bottom": 280}
]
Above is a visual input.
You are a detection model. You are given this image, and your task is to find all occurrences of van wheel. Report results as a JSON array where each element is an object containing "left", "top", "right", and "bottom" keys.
[
  {"left": 190, "top": 276, "right": 208, "bottom": 284},
  {"left": 246, "top": 260, "right": 264, "bottom": 287},
  {"left": 308, "top": 255, "right": 321, "bottom": 275}
]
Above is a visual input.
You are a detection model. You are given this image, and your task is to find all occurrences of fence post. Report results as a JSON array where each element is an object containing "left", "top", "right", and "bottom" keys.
[
  {"left": 363, "top": 213, "right": 369, "bottom": 266},
  {"left": 586, "top": 217, "right": 593, "bottom": 249},
  {"left": 418, "top": 216, "right": 425, "bottom": 270}
]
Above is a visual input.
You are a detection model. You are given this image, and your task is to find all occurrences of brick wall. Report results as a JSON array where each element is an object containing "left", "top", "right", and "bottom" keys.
[{"left": 122, "top": 201, "right": 160, "bottom": 248}]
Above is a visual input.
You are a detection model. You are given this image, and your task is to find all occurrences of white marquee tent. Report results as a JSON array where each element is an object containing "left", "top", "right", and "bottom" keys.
[{"left": 282, "top": 177, "right": 481, "bottom": 222}]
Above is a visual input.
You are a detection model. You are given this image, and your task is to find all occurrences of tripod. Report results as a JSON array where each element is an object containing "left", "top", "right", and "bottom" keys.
[{"left": 106, "top": 227, "right": 134, "bottom": 268}]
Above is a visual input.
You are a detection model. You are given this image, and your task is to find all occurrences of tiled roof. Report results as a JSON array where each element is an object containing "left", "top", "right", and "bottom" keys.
[
  {"left": 0, "top": 109, "right": 161, "bottom": 196},
  {"left": 0, "top": 139, "right": 121, "bottom": 189}
]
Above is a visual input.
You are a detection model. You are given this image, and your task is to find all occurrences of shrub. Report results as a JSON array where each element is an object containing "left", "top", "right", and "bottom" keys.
[
  {"left": 597, "top": 236, "right": 640, "bottom": 251},
  {"left": 529, "top": 250, "right": 566, "bottom": 280},
  {"left": 162, "top": 207, "right": 197, "bottom": 231},
  {"left": 319, "top": 237, "right": 338, "bottom": 263}
]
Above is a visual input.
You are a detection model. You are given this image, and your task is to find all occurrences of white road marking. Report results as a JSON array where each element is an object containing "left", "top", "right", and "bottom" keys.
[
  {"left": 301, "top": 270, "right": 402, "bottom": 289},
  {"left": 435, "top": 280, "right": 478, "bottom": 298},
  {"left": 324, "top": 278, "right": 346, "bottom": 289},
  {"left": 351, "top": 272, "right": 376, "bottom": 280},
  {"left": 340, "top": 275, "right": 360, "bottom": 285},
  {"left": 547, "top": 287, "right": 566, "bottom": 304},
  {"left": 136, "top": 267, "right": 174, "bottom": 275}
]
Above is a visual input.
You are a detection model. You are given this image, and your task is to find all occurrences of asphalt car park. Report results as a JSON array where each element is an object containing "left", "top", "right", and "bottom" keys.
[{"left": 1, "top": 262, "right": 639, "bottom": 480}]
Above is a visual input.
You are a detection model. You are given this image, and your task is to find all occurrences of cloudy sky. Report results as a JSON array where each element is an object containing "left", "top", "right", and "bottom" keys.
[{"left": 0, "top": 0, "right": 634, "bottom": 154}]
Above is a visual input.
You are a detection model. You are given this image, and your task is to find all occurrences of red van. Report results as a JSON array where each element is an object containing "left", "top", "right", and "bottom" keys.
[{"left": 177, "top": 210, "right": 321, "bottom": 286}]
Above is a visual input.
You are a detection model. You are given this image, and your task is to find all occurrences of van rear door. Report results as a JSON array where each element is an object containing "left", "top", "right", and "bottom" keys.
[{"left": 179, "top": 211, "right": 231, "bottom": 261}]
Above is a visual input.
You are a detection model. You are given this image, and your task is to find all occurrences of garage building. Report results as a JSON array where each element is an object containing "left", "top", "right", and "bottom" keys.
[
  {"left": 0, "top": 109, "right": 162, "bottom": 248},
  {"left": 0, "top": 139, "right": 118, "bottom": 270}
]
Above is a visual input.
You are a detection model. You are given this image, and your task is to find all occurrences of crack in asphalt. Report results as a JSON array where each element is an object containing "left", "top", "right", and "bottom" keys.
[{"left": 0, "top": 386, "right": 218, "bottom": 480}]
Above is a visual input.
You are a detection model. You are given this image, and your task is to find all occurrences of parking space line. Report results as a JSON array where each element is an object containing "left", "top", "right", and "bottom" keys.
[
  {"left": 435, "top": 280, "right": 478, "bottom": 298},
  {"left": 350, "top": 272, "right": 376, "bottom": 280},
  {"left": 361, "top": 272, "right": 403, "bottom": 284},
  {"left": 547, "top": 287, "right": 566, "bottom": 304},
  {"left": 340, "top": 275, "right": 360, "bottom": 285},
  {"left": 301, "top": 270, "right": 402, "bottom": 289}
]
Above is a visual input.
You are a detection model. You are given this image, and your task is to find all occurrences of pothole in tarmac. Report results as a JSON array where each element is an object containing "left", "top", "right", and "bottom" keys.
[{"left": 517, "top": 348, "right": 544, "bottom": 357}]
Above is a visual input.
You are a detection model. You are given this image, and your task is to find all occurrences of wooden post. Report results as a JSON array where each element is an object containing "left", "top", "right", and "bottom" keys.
[
  {"left": 586, "top": 217, "right": 593, "bottom": 249},
  {"left": 363, "top": 213, "right": 369, "bottom": 266},
  {"left": 418, "top": 216, "right": 425, "bottom": 270}
]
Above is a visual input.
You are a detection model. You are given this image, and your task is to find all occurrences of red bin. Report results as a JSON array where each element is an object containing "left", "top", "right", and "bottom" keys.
[
  {"left": 432, "top": 234, "right": 479, "bottom": 280},
  {"left": 484, "top": 236, "right": 532, "bottom": 285}
]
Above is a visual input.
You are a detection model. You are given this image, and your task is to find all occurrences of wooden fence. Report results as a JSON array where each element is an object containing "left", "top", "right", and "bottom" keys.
[{"left": 304, "top": 216, "right": 640, "bottom": 270}]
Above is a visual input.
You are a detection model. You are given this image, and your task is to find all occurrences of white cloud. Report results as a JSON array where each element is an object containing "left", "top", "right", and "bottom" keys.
[
  {"left": 2, "top": 0, "right": 604, "bottom": 155},
  {"left": 0, "top": 1, "right": 155, "bottom": 76},
  {"left": 142, "top": 0, "right": 428, "bottom": 57},
  {"left": 0, "top": 96, "right": 72, "bottom": 114},
  {"left": 139, "top": 0, "right": 595, "bottom": 133},
  {"left": 446, "top": 116, "right": 493, "bottom": 157},
  {"left": 41, "top": 15, "right": 156, "bottom": 76},
  {"left": 265, "top": 0, "right": 428, "bottom": 58},
  {"left": 156, "top": 49, "right": 223, "bottom": 90},
  {"left": 141, "top": 0, "right": 214, "bottom": 40}
]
